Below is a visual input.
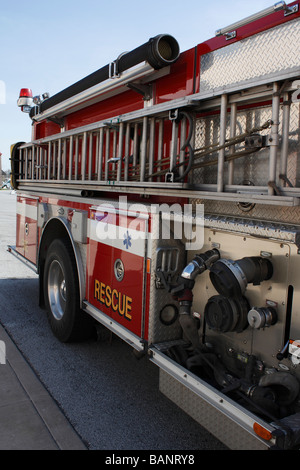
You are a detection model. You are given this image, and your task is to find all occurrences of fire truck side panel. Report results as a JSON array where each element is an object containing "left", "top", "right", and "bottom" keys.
[
  {"left": 154, "top": 48, "right": 196, "bottom": 104},
  {"left": 10, "top": 2, "right": 300, "bottom": 449},
  {"left": 191, "top": 230, "right": 291, "bottom": 370},
  {"left": 150, "top": 217, "right": 300, "bottom": 451},
  {"left": 16, "top": 195, "right": 38, "bottom": 264},
  {"left": 34, "top": 120, "right": 61, "bottom": 140},
  {"left": 195, "top": 0, "right": 300, "bottom": 79},
  {"left": 65, "top": 89, "right": 145, "bottom": 132},
  {"left": 87, "top": 207, "right": 148, "bottom": 338}
]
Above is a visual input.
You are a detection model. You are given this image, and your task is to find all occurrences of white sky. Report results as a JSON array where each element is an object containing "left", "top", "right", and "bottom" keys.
[{"left": 0, "top": 0, "right": 275, "bottom": 170}]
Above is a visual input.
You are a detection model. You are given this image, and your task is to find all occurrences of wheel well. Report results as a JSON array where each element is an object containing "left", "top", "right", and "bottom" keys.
[{"left": 38, "top": 218, "right": 75, "bottom": 307}]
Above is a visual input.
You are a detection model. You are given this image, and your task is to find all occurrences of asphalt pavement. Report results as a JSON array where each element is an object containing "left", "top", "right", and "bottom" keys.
[
  {"left": 0, "top": 189, "right": 86, "bottom": 450},
  {"left": 0, "top": 189, "right": 227, "bottom": 452},
  {"left": 0, "top": 322, "right": 86, "bottom": 450}
]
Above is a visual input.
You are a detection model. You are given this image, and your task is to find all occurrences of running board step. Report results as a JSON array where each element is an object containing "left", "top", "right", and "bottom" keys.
[{"left": 149, "top": 345, "right": 277, "bottom": 450}]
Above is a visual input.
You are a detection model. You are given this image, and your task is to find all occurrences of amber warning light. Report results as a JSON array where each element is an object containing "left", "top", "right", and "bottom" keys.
[{"left": 17, "top": 88, "right": 33, "bottom": 112}]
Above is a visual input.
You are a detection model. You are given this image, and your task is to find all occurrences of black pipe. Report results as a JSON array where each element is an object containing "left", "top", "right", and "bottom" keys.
[
  {"left": 39, "top": 34, "right": 180, "bottom": 113},
  {"left": 173, "top": 111, "right": 194, "bottom": 182}
]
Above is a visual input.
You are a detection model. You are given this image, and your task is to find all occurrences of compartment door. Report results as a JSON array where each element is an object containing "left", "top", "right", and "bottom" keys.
[
  {"left": 16, "top": 195, "right": 38, "bottom": 264},
  {"left": 87, "top": 206, "right": 148, "bottom": 339}
]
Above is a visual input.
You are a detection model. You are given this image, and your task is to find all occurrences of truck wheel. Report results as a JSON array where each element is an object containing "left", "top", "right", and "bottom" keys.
[{"left": 43, "top": 238, "right": 93, "bottom": 342}]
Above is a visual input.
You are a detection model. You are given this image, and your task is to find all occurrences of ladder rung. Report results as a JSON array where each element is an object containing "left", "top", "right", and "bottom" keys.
[{"left": 15, "top": 83, "right": 286, "bottom": 200}]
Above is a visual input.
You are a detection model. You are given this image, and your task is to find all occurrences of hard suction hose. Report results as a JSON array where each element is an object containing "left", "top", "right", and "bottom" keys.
[
  {"left": 209, "top": 256, "right": 273, "bottom": 298},
  {"left": 37, "top": 34, "right": 180, "bottom": 114}
]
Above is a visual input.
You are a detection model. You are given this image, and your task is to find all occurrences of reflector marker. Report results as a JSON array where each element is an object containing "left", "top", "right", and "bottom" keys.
[{"left": 253, "top": 422, "right": 273, "bottom": 441}]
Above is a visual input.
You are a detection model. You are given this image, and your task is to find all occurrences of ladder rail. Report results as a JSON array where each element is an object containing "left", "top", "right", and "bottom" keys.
[
  {"left": 15, "top": 76, "right": 300, "bottom": 206},
  {"left": 68, "top": 135, "right": 74, "bottom": 181}
]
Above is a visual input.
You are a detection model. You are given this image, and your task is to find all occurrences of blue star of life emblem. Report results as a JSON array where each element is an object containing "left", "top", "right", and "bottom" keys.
[{"left": 123, "top": 231, "right": 132, "bottom": 249}]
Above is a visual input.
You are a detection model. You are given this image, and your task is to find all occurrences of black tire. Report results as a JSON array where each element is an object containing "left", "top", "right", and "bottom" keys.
[{"left": 43, "top": 238, "right": 94, "bottom": 342}]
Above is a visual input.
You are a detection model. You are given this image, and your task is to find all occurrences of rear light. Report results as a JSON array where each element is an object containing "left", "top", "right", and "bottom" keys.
[{"left": 17, "top": 88, "right": 33, "bottom": 112}]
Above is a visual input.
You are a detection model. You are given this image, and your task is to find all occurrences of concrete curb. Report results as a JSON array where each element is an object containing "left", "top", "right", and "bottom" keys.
[{"left": 0, "top": 324, "right": 87, "bottom": 450}]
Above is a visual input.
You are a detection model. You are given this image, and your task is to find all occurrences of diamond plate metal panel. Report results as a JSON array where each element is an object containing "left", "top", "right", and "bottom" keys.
[
  {"left": 202, "top": 213, "right": 300, "bottom": 244},
  {"left": 159, "top": 370, "right": 268, "bottom": 450},
  {"left": 193, "top": 105, "right": 272, "bottom": 186},
  {"left": 195, "top": 200, "right": 300, "bottom": 225},
  {"left": 147, "top": 213, "right": 185, "bottom": 344},
  {"left": 193, "top": 101, "right": 300, "bottom": 190},
  {"left": 286, "top": 102, "right": 300, "bottom": 186},
  {"left": 200, "top": 18, "right": 300, "bottom": 93}
]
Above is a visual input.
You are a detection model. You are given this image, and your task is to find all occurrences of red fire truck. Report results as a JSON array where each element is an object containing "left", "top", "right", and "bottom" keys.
[{"left": 9, "top": 1, "right": 300, "bottom": 450}]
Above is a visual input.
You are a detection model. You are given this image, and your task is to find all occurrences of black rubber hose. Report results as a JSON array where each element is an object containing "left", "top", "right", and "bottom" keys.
[
  {"left": 238, "top": 257, "right": 273, "bottom": 286},
  {"left": 39, "top": 34, "right": 180, "bottom": 113},
  {"left": 173, "top": 111, "right": 194, "bottom": 182},
  {"left": 259, "top": 372, "right": 300, "bottom": 406}
]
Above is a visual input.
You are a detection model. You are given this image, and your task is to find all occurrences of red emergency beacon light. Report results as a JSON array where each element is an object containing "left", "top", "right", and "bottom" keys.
[{"left": 17, "top": 88, "right": 33, "bottom": 112}]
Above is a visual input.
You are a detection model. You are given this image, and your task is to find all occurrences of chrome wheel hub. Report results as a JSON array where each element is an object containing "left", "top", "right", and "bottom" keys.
[{"left": 48, "top": 260, "right": 66, "bottom": 320}]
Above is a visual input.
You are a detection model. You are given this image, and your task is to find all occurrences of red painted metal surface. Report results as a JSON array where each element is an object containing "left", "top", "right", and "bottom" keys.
[
  {"left": 155, "top": 48, "right": 196, "bottom": 104},
  {"left": 87, "top": 207, "right": 148, "bottom": 338},
  {"left": 17, "top": 2, "right": 300, "bottom": 343},
  {"left": 32, "top": 2, "right": 299, "bottom": 138},
  {"left": 194, "top": 1, "right": 300, "bottom": 93},
  {"left": 16, "top": 195, "right": 38, "bottom": 264},
  {"left": 65, "top": 89, "right": 144, "bottom": 131}
]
